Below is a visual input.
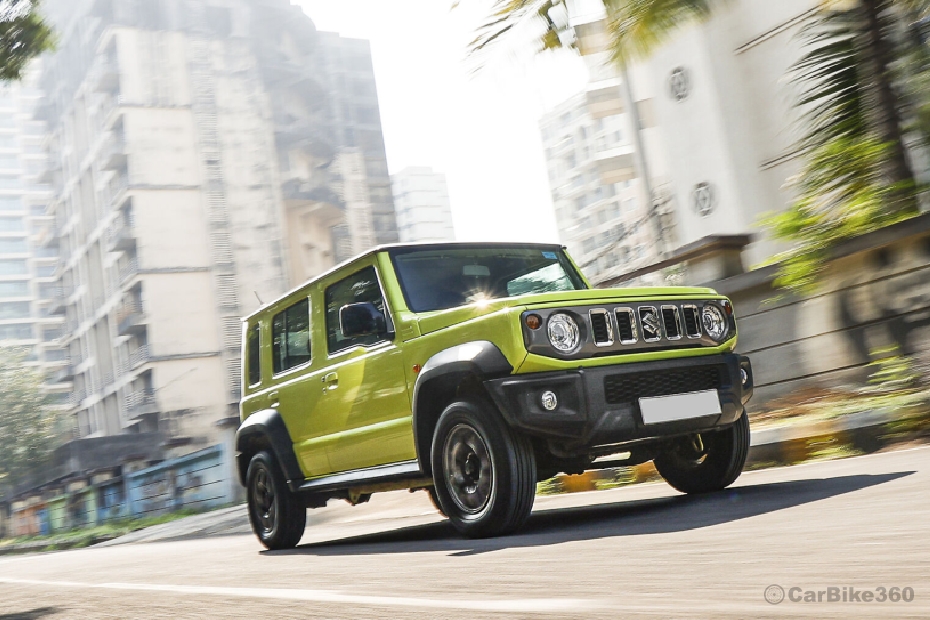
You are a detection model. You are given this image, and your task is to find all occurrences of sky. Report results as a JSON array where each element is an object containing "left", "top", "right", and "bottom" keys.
[{"left": 295, "top": 0, "right": 590, "bottom": 243}]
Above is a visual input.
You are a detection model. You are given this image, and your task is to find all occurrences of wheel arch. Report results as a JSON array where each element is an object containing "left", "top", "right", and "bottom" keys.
[
  {"left": 411, "top": 341, "right": 513, "bottom": 474},
  {"left": 236, "top": 409, "right": 304, "bottom": 491}
]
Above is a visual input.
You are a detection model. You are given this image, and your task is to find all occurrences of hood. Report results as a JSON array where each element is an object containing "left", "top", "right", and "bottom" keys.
[{"left": 415, "top": 286, "right": 719, "bottom": 335}]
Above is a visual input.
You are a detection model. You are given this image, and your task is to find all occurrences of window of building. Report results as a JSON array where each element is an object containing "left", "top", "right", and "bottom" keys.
[
  {"left": 0, "top": 301, "right": 29, "bottom": 318},
  {"left": 623, "top": 198, "right": 636, "bottom": 212},
  {"left": 325, "top": 266, "right": 389, "bottom": 354},
  {"left": 271, "top": 298, "right": 311, "bottom": 374},
  {"left": 0, "top": 323, "right": 32, "bottom": 339},
  {"left": 0, "top": 175, "right": 20, "bottom": 189},
  {"left": 247, "top": 322, "right": 261, "bottom": 386},
  {"left": 36, "top": 264, "right": 55, "bottom": 277},
  {"left": 0, "top": 154, "right": 18, "bottom": 169},
  {"left": 0, "top": 197, "right": 21, "bottom": 211},
  {"left": 0, "top": 217, "right": 23, "bottom": 232},
  {"left": 0, "top": 259, "right": 26, "bottom": 275},
  {"left": 0, "top": 281, "right": 28, "bottom": 297},
  {"left": 0, "top": 239, "right": 27, "bottom": 253}
]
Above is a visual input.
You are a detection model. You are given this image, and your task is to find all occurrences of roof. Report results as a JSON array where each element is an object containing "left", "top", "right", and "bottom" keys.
[{"left": 245, "top": 241, "right": 567, "bottom": 320}]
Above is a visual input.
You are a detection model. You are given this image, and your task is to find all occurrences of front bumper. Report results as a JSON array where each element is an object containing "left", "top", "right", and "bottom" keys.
[{"left": 485, "top": 353, "right": 753, "bottom": 450}]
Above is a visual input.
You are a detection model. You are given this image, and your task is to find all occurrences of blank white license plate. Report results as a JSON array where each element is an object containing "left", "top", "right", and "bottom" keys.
[{"left": 639, "top": 389, "right": 722, "bottom": 425}]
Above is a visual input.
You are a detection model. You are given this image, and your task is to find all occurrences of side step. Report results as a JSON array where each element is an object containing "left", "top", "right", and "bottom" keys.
[{"left": 296, "top": 460, "right": 427, "bottom": 495}]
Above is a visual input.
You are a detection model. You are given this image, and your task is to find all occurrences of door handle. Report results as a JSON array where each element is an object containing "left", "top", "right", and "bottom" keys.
[
  {"left": 322, "top": 372, "right": 338, "bottom": 391},
  {"left": 269, "top": 390, "right": 280, "bottom": 408}
]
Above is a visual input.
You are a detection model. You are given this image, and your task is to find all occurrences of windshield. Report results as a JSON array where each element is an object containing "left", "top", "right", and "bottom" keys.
[{"left": 390, "top": 246, "right": 588, "bottom": 313}]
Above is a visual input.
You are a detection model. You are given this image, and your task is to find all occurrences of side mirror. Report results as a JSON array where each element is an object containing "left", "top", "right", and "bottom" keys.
[{"left": 339, "top": 302, "right": 387, "bottom": 338}]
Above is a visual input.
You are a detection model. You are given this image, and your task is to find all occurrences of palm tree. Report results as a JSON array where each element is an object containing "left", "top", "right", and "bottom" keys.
[{"left": 471, "top": 0, "right": 930, "bottom": 289}]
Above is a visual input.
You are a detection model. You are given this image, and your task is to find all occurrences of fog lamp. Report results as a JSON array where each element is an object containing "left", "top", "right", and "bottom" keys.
[{"left": 540, "top": 390, "right": 558, "bottom": 411}]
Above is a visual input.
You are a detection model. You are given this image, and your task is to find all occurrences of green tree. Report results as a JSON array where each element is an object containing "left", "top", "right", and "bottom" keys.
[
  {"left": 0, "top": 347, "right": 62, "bottom": 489},
  {"left": 470, "top": 0, "right": 930, "bottom": 292},
  {"left": 0, "top": 0, "right": 53, "bottom": 82}
]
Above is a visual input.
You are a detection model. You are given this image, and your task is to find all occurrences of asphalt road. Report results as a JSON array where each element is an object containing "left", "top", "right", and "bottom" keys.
[{"left": 1, "top": 446, "right": 929, "bottom": 619}]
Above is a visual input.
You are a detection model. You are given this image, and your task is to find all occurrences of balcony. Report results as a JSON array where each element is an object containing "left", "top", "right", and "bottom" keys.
[
  {"left": 118, "top": 258, "right": 138, "bottom": 284},
  {"left": 129, "top": 344, "right": 151, "bottom": 369},
  {"left": 100, "top": 132, "right": 128, "bottom": 171},
  {"left": 107, "top": 211, "right": 136, "bottom": 252},
  {"left": 117, "top": 298, "right": 146, "bottom": 336},
  {"left": 125, "top": 390, "right": 158, "bottom": 417},
  {"left": 595, "top": 145, "right": 637, "bottom": 185},
  {"left": 35, "top": 160, "right": 61, "bottom": 185},
  {"left": 90, "top": 56, "right": 120, "bottom": 93},
  {"left": 37, "top": 225, "right": 60, "bottom": 249},
  {"left": 70, "top": 388, "right": 87, "bottom": 408},
  {"left": 586, "top": 81, "right": 625, "bottom": 120},
  {"left": 53, "top": 364, "right": 75, "bottom": 383}
]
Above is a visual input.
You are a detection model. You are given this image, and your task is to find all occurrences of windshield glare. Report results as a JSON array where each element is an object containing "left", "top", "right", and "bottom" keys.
[{"left": 391, "top": 247, "right": 588, "bottom": 313}]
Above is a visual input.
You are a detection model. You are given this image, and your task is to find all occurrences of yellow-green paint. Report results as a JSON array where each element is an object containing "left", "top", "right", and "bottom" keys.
[{"left": 241, "top": 247, "right": 738, "bottom": 480}]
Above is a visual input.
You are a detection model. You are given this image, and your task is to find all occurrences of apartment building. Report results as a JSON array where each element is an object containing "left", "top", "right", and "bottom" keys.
[
  {"left": 539, "top": 93, "right": 659, "bottom": 284},
  {"left": 0, "top": 70, "right": 70, "bottom": 410},
  {"left": 40, "top": 0, "right": 396, "bottom": 449},
  {"left": 391, "top": 167, "right": 454, "bottom": 243},
  {"left": 572, "top": 0, "right": 823, "bottom": 269}
]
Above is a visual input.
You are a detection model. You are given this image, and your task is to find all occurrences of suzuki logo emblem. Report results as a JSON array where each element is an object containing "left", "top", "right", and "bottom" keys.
[{"left": 641, "top": 310, "right": 661, "bottom": 336}]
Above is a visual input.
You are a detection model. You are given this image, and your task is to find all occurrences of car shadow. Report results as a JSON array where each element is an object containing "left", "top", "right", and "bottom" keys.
[
  {"left": 0, "top": 608, "right": 59, "bottom": 620},
  {"left": 267, "top": 471, "right": 914, "bottom": 558}
]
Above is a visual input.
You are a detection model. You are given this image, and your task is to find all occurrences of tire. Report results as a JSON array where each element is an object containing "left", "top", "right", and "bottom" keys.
[
  {"left": 653, "top": 411, "right": 750, "bottom": 494},
  {"left": 246, "top": 450, "right": 306, "bottom": 550},
  {"left": 430, "top": 396, "right": 537, "bottom": 538}
]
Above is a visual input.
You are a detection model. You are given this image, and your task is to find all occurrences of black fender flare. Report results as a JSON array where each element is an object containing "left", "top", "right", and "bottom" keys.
[
  {"left": 235, "top": 409, "right": 304, "bottom": 491},
  {"left": 411, "top": 341, "right": 513, "bottom": 474}
]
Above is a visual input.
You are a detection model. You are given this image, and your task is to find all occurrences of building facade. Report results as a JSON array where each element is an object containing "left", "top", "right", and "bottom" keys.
[
  {"left": 539, "top": 94, "right": 659, "bottom": 284},
  {"left": 39, "top": 0, "right": 396, "bottom": 449},
  {"left": 0, "top": 69, "right": 70, "bottom": 411},
  {"left": 571, "top": 0, "right": 822, "bottom": 271},
  {"left": 391, "top": 166, "right": 454, "bottom": 243}
]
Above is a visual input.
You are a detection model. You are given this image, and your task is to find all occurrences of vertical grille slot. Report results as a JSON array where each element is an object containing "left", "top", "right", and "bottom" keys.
[
  {"left": 614, "top": 308, "right": 637, "bottom": 344},
  {"left": 588, "top": 309, "right": 613, "bottom": 346},
  {"left": 682, "top": 305, "right": 702, "bottom": 338},
  {"left": 639, "top": 306, "right": 662, "bottom": 342},
  {"left": 661, "top": 306, "right": 682, "bottom": 340}
]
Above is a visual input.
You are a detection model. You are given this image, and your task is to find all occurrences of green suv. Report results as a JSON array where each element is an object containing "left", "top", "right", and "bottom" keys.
[{"left": 237, "top": 243, "right": 754, "bottom": 549}]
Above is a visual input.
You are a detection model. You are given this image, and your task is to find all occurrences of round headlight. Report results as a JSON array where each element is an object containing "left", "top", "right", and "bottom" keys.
[
  {"left": 547, "top": 313, "right": 581, "bottom": 353},
  {"left": 702, "top": 304, "right": 729, "bottom": 341}
]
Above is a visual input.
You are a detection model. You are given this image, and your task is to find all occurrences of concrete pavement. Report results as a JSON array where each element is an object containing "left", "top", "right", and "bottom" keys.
[{"left": 1, "top": 446, "right": 928, "bottom": 619}]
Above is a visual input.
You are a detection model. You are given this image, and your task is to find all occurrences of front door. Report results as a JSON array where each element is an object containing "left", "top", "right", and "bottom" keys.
[{"left": 314, "top": 264, "right": 415, "bottom": 473}]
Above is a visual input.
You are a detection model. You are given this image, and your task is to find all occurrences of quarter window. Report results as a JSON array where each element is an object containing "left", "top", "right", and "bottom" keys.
[
  {"left": 246, "top": 323, "right": 261, "bottom": 386},
  {"left": 325, "top": 266, "right": 390, "bottom": 354},
  {"left": 271, "top": 298, "right": 311, "bottom": 374}
]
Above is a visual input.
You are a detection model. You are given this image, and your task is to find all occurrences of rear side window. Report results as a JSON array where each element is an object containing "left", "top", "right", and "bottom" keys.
[
  {"left": 271, "top": 298, "right": 311, "bottom": 374},
  {"left": 246, "top": 323, "right": 261, "bottom": 386}
]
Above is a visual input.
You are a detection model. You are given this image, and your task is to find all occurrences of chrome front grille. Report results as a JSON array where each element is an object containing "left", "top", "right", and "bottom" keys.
[
  {"left": 614, "top": 308, "right": 637, "bottom": 344},
  {"left": 661, "top": 306, "right": 682, "bottom": 340},
  {"left": 589, "top": 309, "right": 613, "bottom": 346}
]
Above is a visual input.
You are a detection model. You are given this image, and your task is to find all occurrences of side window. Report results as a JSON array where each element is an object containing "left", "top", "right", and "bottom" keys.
[
  {"left": 247, "top": 323, "right": 261, "bottom": 386},
  {"left": 325, "top": 266, "right": 390, "bottom": 354},
  {"left": 271, "top": 298, "right": 311, "bottom": 374}
]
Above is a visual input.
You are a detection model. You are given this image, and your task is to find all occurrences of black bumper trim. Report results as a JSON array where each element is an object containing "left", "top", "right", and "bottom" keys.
[{"left": 485, "top": 353, "right": 752, "bottom": 450}]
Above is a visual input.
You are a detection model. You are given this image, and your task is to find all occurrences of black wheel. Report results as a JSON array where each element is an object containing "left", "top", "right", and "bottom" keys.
[
  {"left": 653, "top": 411, "right": 750, "bottom": 494},
  {"left": 426, "top": 486, "right": 446, "bottom": 517},
  {"left": 430, "top": 396, "right": 536, "bottom": 538},
  {"left": 246, "top": 450, "right": 306, "bottom": 550}
]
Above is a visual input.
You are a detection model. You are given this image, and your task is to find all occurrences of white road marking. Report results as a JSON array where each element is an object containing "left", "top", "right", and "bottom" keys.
[{"left": 0, "top": 577, "right": 599, "bottom": 613}]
